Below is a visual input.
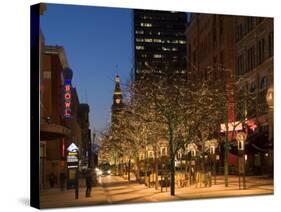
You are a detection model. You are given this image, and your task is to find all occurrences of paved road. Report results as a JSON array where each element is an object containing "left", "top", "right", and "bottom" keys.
[{"left": 40, "top": 175, "right": 273, "bottom": 208}]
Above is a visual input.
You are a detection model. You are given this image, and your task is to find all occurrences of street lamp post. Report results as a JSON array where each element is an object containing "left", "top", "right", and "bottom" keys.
[
  {"left": 236, "top": 132, "right": 247, "bottom": 189},
  {"left": 205, "top": 139, "right": 218, "bottom": 187},
  {"left": 215, "top": 154, "right": 220, "bottom": 185},
  {"left": 160, "top": 147, "right": 165, "bottom": 192},
  {"left": 187, "top": 143, "right": 197, "bottom": 186},
  {"left": 266, "top": 86, "right": 274, "bottom": 174},
  {"left": 210, "top": 143, "right": 216, "bottom": 186}
]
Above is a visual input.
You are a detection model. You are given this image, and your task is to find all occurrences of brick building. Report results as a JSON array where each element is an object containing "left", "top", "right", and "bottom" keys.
[
  {"left": 186, "top": 13, "right": 236, "bottom": 122},
  {"left": 40, "top": 45, "right": 71, "bottom": 189},
  {"left": 234, "top": 16, "right": 273, "bottom": 174}
]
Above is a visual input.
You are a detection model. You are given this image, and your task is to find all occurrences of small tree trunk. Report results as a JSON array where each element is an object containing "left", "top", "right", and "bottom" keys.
[
  {"left": 128, "top": 159, "right": 131, "bottom": 182},
  {"left": 224, "top": 113, "right": 229, "bottom": 187},
  {"left": 170, "top": 153, "right": 175, "bottom": 195},
  {"left": 135, "top": 157, "right": 140, "bottom": 183},
  {"left": 144, "top": 153, "right": 148, "bottom": 186},
  {"left": 168, "top": 126, "right": 175, "bottom": 196},
  {"left": 155, "top": 155, "right": 159, "bottom": 190},
  {"left": 189, "top": 156, "right": 192, "bottom": 186}
]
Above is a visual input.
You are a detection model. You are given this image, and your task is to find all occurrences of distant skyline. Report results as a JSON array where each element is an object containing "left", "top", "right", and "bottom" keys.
[{"left": 41, "top": 3, "right": 133, "bottom": 135}]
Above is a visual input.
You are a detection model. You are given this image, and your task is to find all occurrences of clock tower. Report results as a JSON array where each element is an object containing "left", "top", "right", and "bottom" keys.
[{"left": 111, "top": 75, "right": 124, "bottom": 127}]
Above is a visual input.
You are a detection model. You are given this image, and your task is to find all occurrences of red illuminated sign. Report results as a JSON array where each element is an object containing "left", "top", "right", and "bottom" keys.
[{"left": 64, "top": 81, "right": 71, "bottom": 118}]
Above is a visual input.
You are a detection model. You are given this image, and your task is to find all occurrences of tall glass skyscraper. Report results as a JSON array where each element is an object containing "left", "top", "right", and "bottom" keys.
[{"left": 133, "top": 9, "right": 187, "bottom": 80}]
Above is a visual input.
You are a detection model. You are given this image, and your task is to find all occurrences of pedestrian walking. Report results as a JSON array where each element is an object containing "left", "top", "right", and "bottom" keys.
[
  {"left": 60, "top": 172, "right": 66, "bottom": 191},
  {"left": 85, "top": 169, "right": 93, "bottom": 197},
  {"left": 48, "top": 172, "right": 56, "bottom": 188}
]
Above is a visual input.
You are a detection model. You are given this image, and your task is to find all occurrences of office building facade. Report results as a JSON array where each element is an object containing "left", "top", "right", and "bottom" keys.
[{"left": 134, "top": 9, "right": 187, "bottom": 80}]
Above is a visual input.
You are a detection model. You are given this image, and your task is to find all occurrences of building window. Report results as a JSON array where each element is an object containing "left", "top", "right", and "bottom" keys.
[
  {"left": 220, "top": 50, "right": 224, "bottom": 65},
  {"left": 249, "top": 82, "right": 256, "bottom": 93},
  {"left": 257, "top": 38, "right": 265, "bottom": 65},
  {"left": 193, "top": 50, "right": 197, "bottom": 65},
  {"left": 260, "top": 76, "right": 268, "bottom": 90},
  {"left": 237, "top": 54, "right": 244, "bottom": 75},
  {"left": 136, "top": 46, "right": 144, "bottom": 50},
  {"left": 213, "top": 16, "right": 217, "bottom": 43},
  {"left": 136, "top": 38, "right": 144, "bottom": 42},
  {"left": 219, "top": 16, "right": 224, "bottom": 36},
  {"left": 256, "top": 17, "right": 264, "bottom": 24},
  {"left": 153, "top": 39, "right": 162, "bottom": 43},
  {"left": 268, "top": 31, "right": 273, "bottom": 57},
  {"left": 213, "top": 56, "right": 217, "bottom": 66},
  {"left": 204, "top": 70, "right": 208, "bottom": 81},
  {"left": 140, "top": 22, "right": 152, "bottom": 27},
  {"left": 245, "top": 17, "right": 254, "bottom": 34},
  {"left": 144, "top": 38, "right": 152, "bottom": 42},
  {"left": 188, "top": 44, "right": 191, "bottom": 69},
  {"left": 135, "top": 30, "right": 144, "bottom": 34},
  {"left": 162, "top": 47, "right": 170, "bottom": 51},
  {"left": 236, "top": 23, "right": 243, "bottom": 41},
  {"left": 179, "top": 40, "right": 186, "bottom": 44},
  {"left": 153, "top": 54, "right": 163, "bottom": 58},
  {"left": 247, "top": 45, "right": 255, "bottom": 71}
]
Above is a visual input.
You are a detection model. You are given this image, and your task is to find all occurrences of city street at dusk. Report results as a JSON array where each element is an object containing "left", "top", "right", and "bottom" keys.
[{"left": 33, "top": 2, "right": 274, "bottom": 209}]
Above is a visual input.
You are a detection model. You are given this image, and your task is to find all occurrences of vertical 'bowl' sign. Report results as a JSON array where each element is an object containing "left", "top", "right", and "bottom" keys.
[{"left": 63, "top": 68, "right": 73, "bottom": 119}]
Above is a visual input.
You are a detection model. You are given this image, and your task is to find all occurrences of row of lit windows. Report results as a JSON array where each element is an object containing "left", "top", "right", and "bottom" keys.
[
  {"left": 136, "top": 45, "right": 180, "bottom": 52},
  {"left": 136, "top": 30, "right": 184, "bottom": 37},
  {"left": 140, "top": 22, "right": 152, "bottom": 27},
  {"left": 138, "top": 54, "right": 182, "bottom": 59},
  {"left": 136, "top": 69, "right": 186, "bottom": 74},
  {"left": 162, "top": 47, "right": 178, "bottom": 51},
  {"left": 136, "top": 30, "right": 162, "bottom": 36},
  {"left": 136, "top": 38, "right": 186, "bottom": 44}
]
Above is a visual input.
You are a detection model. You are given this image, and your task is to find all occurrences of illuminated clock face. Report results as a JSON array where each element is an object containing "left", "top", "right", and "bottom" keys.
[{"left": 115, "top": 98, "right": 120, "bottom": 104}]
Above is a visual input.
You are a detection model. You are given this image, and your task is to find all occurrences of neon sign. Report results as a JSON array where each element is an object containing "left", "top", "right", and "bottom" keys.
[{"left": 64, "top": 79, "right": 72, "bottom": 118}]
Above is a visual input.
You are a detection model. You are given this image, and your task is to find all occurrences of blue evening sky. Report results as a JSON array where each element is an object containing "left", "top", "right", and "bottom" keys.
[{"left": 41, "top": 3, "right": 133, "bottom": 135}]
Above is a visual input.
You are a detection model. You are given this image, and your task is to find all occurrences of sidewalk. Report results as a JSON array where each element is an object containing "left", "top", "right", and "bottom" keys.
[
  {"left": 40, "top": 175, "right": 273, "bottom": 208},
  {"left": 40, "top": 185, "right": 109, "bottom": 208}
]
